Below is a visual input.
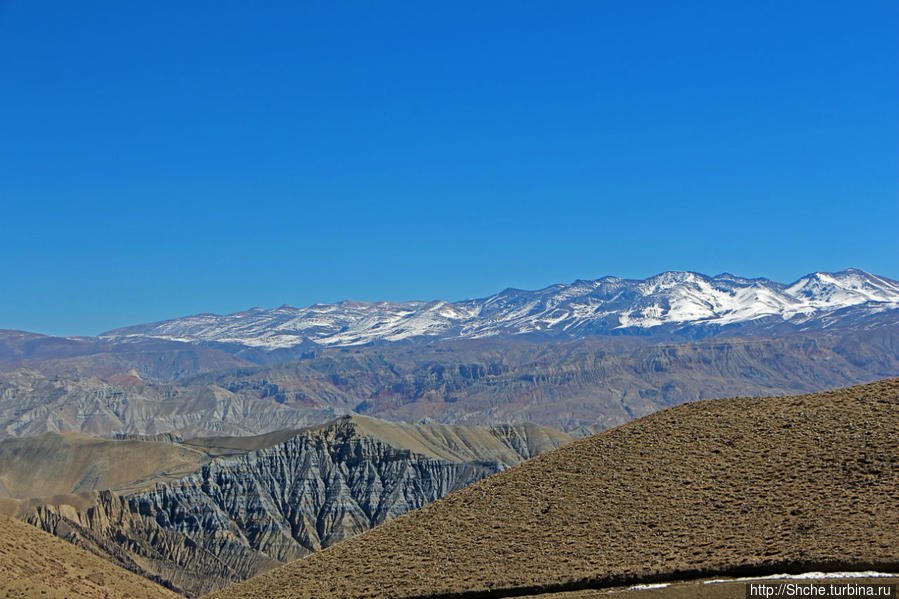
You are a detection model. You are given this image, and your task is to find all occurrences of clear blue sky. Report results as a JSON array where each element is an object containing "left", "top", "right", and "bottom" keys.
[{"left": 1, "top": 1, "right": 897, "bottom": 336}]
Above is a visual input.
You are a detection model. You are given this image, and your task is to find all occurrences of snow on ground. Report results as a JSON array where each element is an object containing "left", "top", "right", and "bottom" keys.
[{"left": 103, "top": 269, "right": 899, "bottom": 349}]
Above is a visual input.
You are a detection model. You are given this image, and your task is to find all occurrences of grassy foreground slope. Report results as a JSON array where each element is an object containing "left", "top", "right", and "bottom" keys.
[
  {"left": 9, "top": 416, "right": 570, "bottom": 596},
  {"left": 0, "top": 514, "right": 179, "bottom": 599},
  {"left": 209, "top": 379, "right": 899, "bottom": 599}
]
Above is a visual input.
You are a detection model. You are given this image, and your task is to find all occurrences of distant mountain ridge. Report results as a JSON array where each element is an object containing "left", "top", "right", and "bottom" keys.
[
  {"left": 1, "top": 268, "right": 896, "bottom": 439},
  {"left": 104, "top": 269, "right": 899, "bottom": 349},
  {"left": 3, "top": 327, "right": 898, "bottom": 434}
]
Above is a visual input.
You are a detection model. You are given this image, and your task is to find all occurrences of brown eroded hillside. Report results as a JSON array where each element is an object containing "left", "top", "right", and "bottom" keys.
[
  {"left": 184, "top": 328, "right": 899, "bottom": 431},
  {"left": 208, "top": 378, "right": 899, "bottom": 599},
  {"left": 0, "top": 369, "right": 339, "bottom": 439},
  {"left": 0, "top": 514, "right": 179, "bottom": 599},
  {"left": 4, "top": 327, "right": 898, "bottom": 438},
  {"left": 16, "top": 416, "right": 570, "bottom": 596},
  {"left": 0, "top": 432, "right": 212, "bottom": 499},
  {"left": 0, "top": 426, "right": 318, "bottom": 502}
]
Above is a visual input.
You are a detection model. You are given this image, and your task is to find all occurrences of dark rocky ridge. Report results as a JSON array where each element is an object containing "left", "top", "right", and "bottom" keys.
[
  {"left": 20, "top": 416, "right": 570, "bottom": 596},
  {"left": 207, "top": 379, "right": 899, "bottom": 599}
]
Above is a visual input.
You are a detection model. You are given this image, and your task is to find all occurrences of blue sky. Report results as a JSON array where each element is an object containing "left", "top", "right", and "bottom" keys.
[{"left": 1, "top": 1, "right": 897, "bottom": 336}]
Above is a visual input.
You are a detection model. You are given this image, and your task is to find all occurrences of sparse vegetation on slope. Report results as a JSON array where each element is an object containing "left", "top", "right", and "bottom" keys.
[
  {"left": 14, "top": 416, "right": 569, "bottom": 596},
  {"left": 0, "top": 514, "right": 179, "bottom": 599},
  {"left": 208, "top": 379, "right": 899, "bottom": 599}
]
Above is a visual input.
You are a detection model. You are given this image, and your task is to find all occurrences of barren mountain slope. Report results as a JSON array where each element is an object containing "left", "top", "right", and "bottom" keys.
[
  {"left": 184, "top": 327, "right": 899, "bottom": 430},
  {"left": 0, "top": 369, "right": 340, "bottom": 439},
  {"left": 0, "top": 427, "right": 317, "bottom": 502},
  {"left": 0, "top": 433, "right": 212, "bottom": 498},
  {"left": 0, "top": 329, "right": 253, "bottom": 381},
  {"left": 21, "top": 416, "right": 571, "bottom": 596},
  {"left": 302, "top": 415, "right": 570, "bottom": 465},
  {"left": 0, "top": 514, "right": 179, "bottom": 599},
  {"left": 3, "top": 326, "right": 897, "bottom": 436},
  {"left": 208, "top": 379, "right": 899, "bottom": 599}
]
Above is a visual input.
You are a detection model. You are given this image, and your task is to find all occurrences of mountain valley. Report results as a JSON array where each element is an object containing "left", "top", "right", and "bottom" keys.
[
  {"left": 0, "top": 269, "right": 897, "bottom": 598},
  {"left": 2, "top": 416, "right": 570, "bottom": 596},
  {"left": 208, "top": 379, "right": 899, "bottom": 599},
  {"left": 0, "top": 512, "right": 178, "bottom": 599},
  {"left": 2, "top": 325, "right": 897, "bottom": 436}
]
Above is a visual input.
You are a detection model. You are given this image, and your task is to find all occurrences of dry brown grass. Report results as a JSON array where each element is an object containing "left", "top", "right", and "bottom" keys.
[
  {"left": 0, "top": 514, "right": 180, "bottom": 599},
  {"left": 207, "top": 379, "right": 899, "bottom": 599},
  {"left": 0, "top": 433, "right": 212, "bottom": 499}
]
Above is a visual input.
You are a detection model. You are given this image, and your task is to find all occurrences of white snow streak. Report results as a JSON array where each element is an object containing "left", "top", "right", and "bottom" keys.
[{"left": 104, "top": 269, "right": 899, "bottom": 349}]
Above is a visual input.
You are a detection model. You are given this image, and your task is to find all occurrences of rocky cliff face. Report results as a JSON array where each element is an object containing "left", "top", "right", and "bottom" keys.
[
  {"left": 5, "top": 326, "right": 898, "bottom": 437},
  {"left": 3, "top": 324, "right": 898, "bottom": 437},
  {"left": 23, "top": 417, "right": 569, "bottom": 596},
  {"left": 0, "top": 370, "right": 340, "bottom": 439},
  {"left": 185, "top": 326, "right": 899, "bottom": 430}
]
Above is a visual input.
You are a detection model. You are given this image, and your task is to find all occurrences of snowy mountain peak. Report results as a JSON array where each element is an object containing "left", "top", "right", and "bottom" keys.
[
  {"left": 103, "top": 269, "right": 899, "bottom": 349},
  {"left": 786, "top": 269, "right": 899, "bottom": 308}
]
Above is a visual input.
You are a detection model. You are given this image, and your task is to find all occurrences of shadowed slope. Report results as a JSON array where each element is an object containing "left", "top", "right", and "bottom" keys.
[
  {"left": 0, "top": 514, "right": 180, "bottom": 599},
  {"left": 18, "top": 416, "right": 571, "bottom": 596},
  {"left": 208, "top": 379, "right": 899, "bottom": 599}
]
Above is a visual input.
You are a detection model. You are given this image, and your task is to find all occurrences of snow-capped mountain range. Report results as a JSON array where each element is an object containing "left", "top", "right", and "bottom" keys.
[{"left": 104, "top": 269, "right": 899, "bottom": 349}]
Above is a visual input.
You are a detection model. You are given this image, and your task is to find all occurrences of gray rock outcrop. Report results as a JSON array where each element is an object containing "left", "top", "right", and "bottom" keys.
[{"left": 23, "top": 416, "right": 570, "bottom": 596}]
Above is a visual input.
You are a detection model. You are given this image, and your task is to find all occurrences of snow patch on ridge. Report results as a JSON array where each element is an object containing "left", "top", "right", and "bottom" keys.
[{"left": 102, "top": 269, "right": 899, "bottom": 349}]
